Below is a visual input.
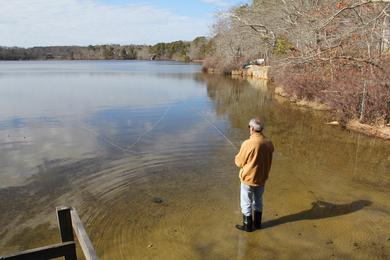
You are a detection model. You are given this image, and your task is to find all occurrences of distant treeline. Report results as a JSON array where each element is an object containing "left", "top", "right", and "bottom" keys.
[{"left": 0, "top": 37, "right": 212, "bottom": 61}]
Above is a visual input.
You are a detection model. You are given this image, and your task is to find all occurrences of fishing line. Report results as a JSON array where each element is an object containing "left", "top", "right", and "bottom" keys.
[
  {"left": 186, "top": 104, "right": 239, "bottom": 151},
  {"left": 199, "top": 113, "right": 239, "bottom": 150},
  {"left": 79, "top": 104, "right": 172, "bottom": 154},
  {"left": 126, "top": 105, "right": 171, "bottom": 150},
  {"left": 80, "top": 124, "right": 135, "bottom": 153}
]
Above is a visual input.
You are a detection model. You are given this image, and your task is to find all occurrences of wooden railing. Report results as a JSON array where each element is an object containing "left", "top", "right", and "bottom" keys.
[{"left": 1, "top": 206, "right": 99, "bottom": 260}]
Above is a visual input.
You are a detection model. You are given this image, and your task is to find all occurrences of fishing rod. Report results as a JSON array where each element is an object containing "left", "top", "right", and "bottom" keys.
[{"left": 187, "top": 105, "right": 323, "bottom": 202}]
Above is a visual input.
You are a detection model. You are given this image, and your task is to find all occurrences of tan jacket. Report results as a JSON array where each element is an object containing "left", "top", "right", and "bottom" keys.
[{"left": 235, "top": 132, "right": 274, "bottom": 186}]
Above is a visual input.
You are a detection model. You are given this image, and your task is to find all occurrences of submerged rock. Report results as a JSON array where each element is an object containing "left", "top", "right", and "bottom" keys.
[{"left": 153, "top": 197, "right": 163, "bottom": 204}]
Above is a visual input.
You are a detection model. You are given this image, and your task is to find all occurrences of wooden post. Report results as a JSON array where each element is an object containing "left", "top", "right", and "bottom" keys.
[
  {"left": 70, "top": 208, "right": 99, "bottom": 260},
  {"left": 56, "top": 206, "right": 77, "bottom": 260}
]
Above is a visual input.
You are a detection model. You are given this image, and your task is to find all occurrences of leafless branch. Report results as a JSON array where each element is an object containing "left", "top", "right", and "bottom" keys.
[{"left": 317, "top": 0, "right": 389, "bottom": 30}]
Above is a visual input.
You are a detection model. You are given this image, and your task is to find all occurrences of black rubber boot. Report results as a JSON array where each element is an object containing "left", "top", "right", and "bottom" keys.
[
  {"left": 254, "top": 211, "right": 262, "bottom": 229},
  {"left": 235, "top": 215, "right": 253, "bottom": 232}
]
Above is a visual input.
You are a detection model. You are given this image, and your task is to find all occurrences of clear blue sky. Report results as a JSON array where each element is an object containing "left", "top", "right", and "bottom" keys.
[
  {"left": 99, "top": 0, "right": 246, "bottom": 17},
  {"left": 0, "top": 0, "right": 250, "bottom": 47}
]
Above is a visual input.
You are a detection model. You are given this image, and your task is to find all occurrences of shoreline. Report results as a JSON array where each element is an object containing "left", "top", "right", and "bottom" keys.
[
  {"left": 204, "top": 67, "right": 390, "bottom": 141},
  {"left": 273, "top": 85, "right": 390, "bottom": 140}
]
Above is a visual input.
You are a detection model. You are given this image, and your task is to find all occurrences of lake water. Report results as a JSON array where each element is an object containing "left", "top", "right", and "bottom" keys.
[{"left": 0, "top": 61, "right": 389, "bottom": 259}]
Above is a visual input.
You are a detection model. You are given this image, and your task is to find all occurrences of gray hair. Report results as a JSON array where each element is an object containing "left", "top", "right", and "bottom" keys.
[{"left": 249, "top": 118, "right": 263, "bottom": 132}]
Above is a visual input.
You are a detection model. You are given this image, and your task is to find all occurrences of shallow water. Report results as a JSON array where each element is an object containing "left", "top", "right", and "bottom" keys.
[{"left": 0, "top": 61, "right": 389, "bottom": 259}]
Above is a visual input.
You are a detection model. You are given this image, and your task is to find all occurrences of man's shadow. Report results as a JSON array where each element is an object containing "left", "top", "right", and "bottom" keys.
[{"left": 262, "top": 200, "right": 372, "bottom": 229}]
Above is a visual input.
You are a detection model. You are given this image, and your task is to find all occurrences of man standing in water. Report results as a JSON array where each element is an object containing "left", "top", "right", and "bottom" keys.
[{"left": 235, "top": 118, "right": 274, "bottom": 232}]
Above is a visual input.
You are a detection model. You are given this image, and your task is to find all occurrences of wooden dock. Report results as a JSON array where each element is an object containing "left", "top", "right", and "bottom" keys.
[{"left": 1, "top": 206, "right": 99, "bottom": 260}]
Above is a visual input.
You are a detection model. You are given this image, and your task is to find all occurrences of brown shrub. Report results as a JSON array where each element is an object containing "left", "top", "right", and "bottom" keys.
[
  {"left": 273, "top": 57, "right": 390, "bottom": 125},
  {"left": 203, "top": 54, "right": 246, "bottom": 74}
]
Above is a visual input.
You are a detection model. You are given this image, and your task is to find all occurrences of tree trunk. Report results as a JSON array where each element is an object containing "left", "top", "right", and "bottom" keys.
[{"left": 382, "top": 15, "right": 390, "bottom": 53}]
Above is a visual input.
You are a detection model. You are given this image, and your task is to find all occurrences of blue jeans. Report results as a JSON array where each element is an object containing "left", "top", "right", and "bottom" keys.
[{"left": 240, "top": 183, "right": 265, "bottom": 216}]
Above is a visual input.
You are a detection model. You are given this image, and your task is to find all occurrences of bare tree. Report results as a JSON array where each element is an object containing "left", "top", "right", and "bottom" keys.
[{"left": 206, "top": 0, "right": 390, "bottom": 125}]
